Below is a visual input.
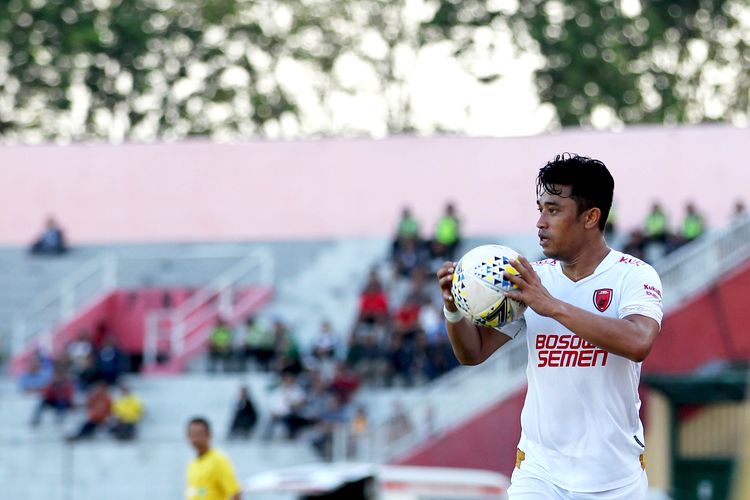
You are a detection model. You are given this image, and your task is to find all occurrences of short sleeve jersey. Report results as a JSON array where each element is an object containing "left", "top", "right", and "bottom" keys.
[
  {"left": 186, "top": 449, "right": 241, "bottom": 500},
  {"left": 517, "top": 250, "right": 663, "bottom": 492}
]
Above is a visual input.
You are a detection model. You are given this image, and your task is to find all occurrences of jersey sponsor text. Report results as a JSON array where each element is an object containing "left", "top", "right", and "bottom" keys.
[{"left": 536, "top": 334, "right": 609, "bottom": 367}]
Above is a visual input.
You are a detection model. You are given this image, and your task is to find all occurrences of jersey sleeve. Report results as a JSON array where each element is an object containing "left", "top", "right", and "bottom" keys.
[
  {"left": 216, "top": 454, "right": 241, "bottom": 498},
  {"left": 618, "top": 264, "right": 663, "bottom": 326},
  {"left": 499, "top": 318, "right": 526, "bottom": 339}
]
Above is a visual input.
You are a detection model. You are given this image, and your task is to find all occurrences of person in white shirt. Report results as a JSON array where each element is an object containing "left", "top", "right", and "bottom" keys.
[{"left": 437, "top": 153, "right": 662, "bottom": 499}]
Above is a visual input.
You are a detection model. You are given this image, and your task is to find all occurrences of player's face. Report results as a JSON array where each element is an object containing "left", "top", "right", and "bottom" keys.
[
  {"left": 187, "top": 423, "right": 210, "bottom": 452},
  {"left": 536, "top": 185, "right": 587, "bottom": 259}
]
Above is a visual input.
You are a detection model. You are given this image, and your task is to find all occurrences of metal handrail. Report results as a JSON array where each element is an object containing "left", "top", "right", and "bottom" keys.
[{"left": 142, "top": 247, "right": 274, "bottom": 369}]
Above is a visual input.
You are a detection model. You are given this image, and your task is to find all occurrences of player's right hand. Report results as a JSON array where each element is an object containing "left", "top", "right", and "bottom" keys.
[{"left": 437, "top": 261, "right": 457, "bottom": 307}]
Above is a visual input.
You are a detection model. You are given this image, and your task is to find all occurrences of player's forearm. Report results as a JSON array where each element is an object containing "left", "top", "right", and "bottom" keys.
[
  {"left": 445, "top": 317, "right": 510, "bottom": 365},
  {"left": 446, "top": 319, "right": 487, "bottom": 365},
  {"left": 551, "top": 301, "right": 653, "bottom": 362}
]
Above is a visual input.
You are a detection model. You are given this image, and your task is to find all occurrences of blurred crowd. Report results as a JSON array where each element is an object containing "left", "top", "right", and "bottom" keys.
[
  {"left": 19, "top": 328, "right": 143, "bottom": 442},
  {"left": 614, "top": 199, "right": 747, "bottom": 263}
]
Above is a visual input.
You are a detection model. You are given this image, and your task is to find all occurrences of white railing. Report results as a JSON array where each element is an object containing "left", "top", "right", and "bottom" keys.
[
  {"left": 656, "top": 217, "right": 750, "bottom": 312},
  {"left": 335, "top": 338, "right": 528, "bottom": 463},
  {"left": 142, "top": 248, "right": 274, "bottom": 370},
  {"left": 10, "top": 253, "right": 118, "bottom": 356},
  {"left": 9, "top": 247, "right": 273, "bottom": 364}
]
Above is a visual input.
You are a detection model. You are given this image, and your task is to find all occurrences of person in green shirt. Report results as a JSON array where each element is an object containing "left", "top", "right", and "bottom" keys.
[
  {"left": 431, "top": 202, "right": 461, "bottom": 260},
  {"left": 681, "top": 202, "right": 705, "bottom": 242},
  {"left": 392, "top": 206, "right": 422, "bottom": 260},
  {"left": 208, "top": 318, "right": 233, "bottom": 373},
  {"left": 643, "top": 202, "right": 669, "bottom": 245}
]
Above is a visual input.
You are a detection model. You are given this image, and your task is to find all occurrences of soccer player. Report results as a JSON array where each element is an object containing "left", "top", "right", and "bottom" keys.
[
  {"left": 186, "top": 417, "right": 242, "bottom": 500},
  {"left": 437, "top": 154, "right": 662, "bottom": 499}
]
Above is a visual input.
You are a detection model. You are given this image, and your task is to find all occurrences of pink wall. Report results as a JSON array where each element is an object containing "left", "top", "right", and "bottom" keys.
[{"left": 1, "top": 125, "right": 748, "bottom": 244}]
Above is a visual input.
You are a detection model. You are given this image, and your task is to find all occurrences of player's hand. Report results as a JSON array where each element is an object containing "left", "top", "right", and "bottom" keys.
[
  {"left": 504, "top": 255, "right": 560, "bottom": 318},
  {"left": 437, "top": 261, "right": 458, "bottom": 310}
]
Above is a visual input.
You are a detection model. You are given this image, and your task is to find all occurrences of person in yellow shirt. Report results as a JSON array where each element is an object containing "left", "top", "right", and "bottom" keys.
[
  {"left": 186, "top": 417, "right": 242, "bottom": 500},
  {"left": 110, "top": 383, "right": 143, "bottom": 441}
]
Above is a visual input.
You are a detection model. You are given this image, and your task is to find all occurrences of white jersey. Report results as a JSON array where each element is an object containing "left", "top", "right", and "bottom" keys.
[{"left": 516, "top": 249, "right": 663, "bottom": 492}]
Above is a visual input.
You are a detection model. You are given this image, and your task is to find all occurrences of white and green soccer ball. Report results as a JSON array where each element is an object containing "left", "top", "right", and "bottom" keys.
[{"left": 451, "top": 244, "right": 527, "bottom": 329}]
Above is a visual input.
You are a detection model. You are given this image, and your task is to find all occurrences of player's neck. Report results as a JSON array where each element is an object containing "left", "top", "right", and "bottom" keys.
[{"left": 560, "top": 239, "right": 610, "bottom": 282}]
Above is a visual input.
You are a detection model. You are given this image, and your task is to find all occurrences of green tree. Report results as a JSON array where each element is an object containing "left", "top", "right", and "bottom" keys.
[{"left": 423, "top": 0, "right": 750, "bottom": 127}]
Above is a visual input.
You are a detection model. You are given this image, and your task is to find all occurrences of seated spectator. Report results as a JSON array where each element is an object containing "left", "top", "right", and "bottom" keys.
[
  {"left": 358, "top": 271, "right": 389, "bottom": 325},
  {"left": 96, "top": 337, "right": 125, "bottom": 385},
  {"left": 227, "top": 386, "right": 258, "bottom": 440},
  {"left": 643, "top": 202, "right": 670, "bottom": 246},
  {"left": 77, "top": 352, "right": 102, "bottom": 391},
  {"left": 622, "top": 230, "right": 647, "bottom": 262},
  {"left": 208, "top": 318, "right": 233, "bottom": 373},
  {"left": 732, "top": 200, "right": 748, "bottom": 224},
  {"left": 31, "top": 365, "right": 75, "bottom": 427},
  {"left": 312, "top": 320, "right": 339, "bottom": 361},
  {"left": 110, "top": 383, "right": 144, "bottom": 441},
  {"left": 263, "top": 372, "right": 307, "bottom": 440},
  {"left": 18, "top": 354, "right": 53, "bottom": 394},
  {"left": 348, "top": 405, "right": 369, "bottom": 459},
  {"left": 66, "top": 331, "right": 93, "bottom": 376},
  {"left": 67, "top": 382, "right": 112, "bottom": 441},
  {"left": 330, "top": 362, "right": 360, "bottom": 405},
  {"left": 310, "top": 396, "right": 351, "bottom": 460},
  {"left": 30, "top": 216, "right": 68, "bottom": 255},
  {"left": 391, "top": 206, "right": 421, "bottom": 258},
  {"left": 393, "top": 237, "right": 428, "bottom": 279},
  {"left": 680, "top": 201, "right": 705, "bottom": 244},
  {"left": 430, "top": 202, "right": 461, "bottom": 261},
  {"left": 241, "top": 316, "right": 275, "bottom": 372},
  {"left": 272, "top": 322, "right": 303, "bottom": 375}
]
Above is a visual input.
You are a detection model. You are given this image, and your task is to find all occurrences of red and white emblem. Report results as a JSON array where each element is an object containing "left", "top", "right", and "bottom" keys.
[{"left": 593, "top": 288, "right": 613, "bottom": 312}]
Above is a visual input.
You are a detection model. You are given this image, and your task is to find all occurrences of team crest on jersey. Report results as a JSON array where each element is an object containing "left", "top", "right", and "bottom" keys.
[{"left": 593, "top": 288, "right": 613, "bottom": 312}]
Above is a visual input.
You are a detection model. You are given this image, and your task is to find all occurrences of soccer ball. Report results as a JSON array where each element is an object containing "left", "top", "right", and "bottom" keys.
[{"left": 451, "top": 244, "right": 527, "bottom": 329}]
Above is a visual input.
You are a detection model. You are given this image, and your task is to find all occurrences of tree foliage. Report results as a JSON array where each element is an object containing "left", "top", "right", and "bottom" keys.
[
  {"left": 423, "top": 0, "right": 750, "bottom": 127},
  {"left": 0, "top": 0, "right": 748, "bottom": 140}
]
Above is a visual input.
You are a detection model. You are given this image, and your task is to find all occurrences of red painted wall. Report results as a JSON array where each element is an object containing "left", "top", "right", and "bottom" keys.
[
  {"left": 394, "top": 388, "right": 526, "bottom": 477},
  {"left": 645, "top": 260, "right": 750, "bottom": 374}
]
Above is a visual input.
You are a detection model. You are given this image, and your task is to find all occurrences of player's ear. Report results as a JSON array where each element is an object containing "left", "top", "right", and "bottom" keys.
[{"left": 584, "top": 207, "right": 601, "bottom": 230}]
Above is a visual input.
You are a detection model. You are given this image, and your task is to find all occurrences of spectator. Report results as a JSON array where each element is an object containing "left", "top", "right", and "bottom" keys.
[
  {"left": 732, "top": 200, "right": 748, "bottom": 225},
  {"left": 392, "top": 237, "right": 427, "bottom": 279},
  {"left": 66, "top": 331, "right": 93, "bottom": 376},
  {"left": 391, "top": 207, "right": 421, "bottom": 259},
  {"left": 643, "top": 202, "right": 669, "bottom": 246},
  {"left": 348, "top": 405, "right": 369, "bottom": 459},
  {"left": 96, "top": 337, "right": 125, "bottom": 385},
  {"left": 227, "top": 386, "right": 258, "bottom": 440},
  {"left": 622, "top": 230, "right": 647, "bottom": 262},
  {"left": 241, "top": 316, "right": 275, "bottom": 371},
  {"left": 77, "top": 352, "right": 102, "bottom": 391},
  {"left": 311, "top": 320, "right": 339, "bottom": 361},
  {"left": 208, "top": 318, "right": 233, "bottom": 373},
  {"left": 330, "top": 362, "right": 361, "bottom": 405},
  {"left": 110, "top": 383, "right": 144, "bottom": 441},
  {"left": 31, "top": 365, "right": 75, "bottom": 427},
  {"left": 30, "top": 216, "right": 68, "bottom": 255},
  {"left": 273, "top": 321, "right": 303, "bottom": 375},
  {"left": 680, "top": 202, "right": 705, "bottom": 244},
  {"left": 358, "top": 270, "right": 389, "bottom": 325},
  {"left": 67, "top": 382, "right": 112, "bottom": 441},
  {"left": 430, "top": 202, "right": 461, "bottom": 261},
  {"left": 18, "top": 354, "right": 53, "bottom": 394},
  {"left": 310, "top": 396, "right": 350, "bottom": 460},
  {"left": 263, "top": 372, "right": 307, "bottom": 440}
]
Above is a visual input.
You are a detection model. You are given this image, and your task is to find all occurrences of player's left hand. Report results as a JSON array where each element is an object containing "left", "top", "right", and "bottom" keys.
[{"left": 503, "top": 256, "right": 560, "bottom": 318}]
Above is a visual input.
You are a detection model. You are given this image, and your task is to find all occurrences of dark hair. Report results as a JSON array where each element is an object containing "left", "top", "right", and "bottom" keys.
[
  {"left": 188, "top": 417, "right": 211, "bottom": 434},
  {"left": 536, "top": 153, "right": 614, "bottom": 231}
]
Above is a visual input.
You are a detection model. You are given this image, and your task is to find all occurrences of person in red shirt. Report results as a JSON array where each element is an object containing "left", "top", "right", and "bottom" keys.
[
  {"left": 358, "top": 270, "right": 389, "bottom": 325},
  {"left": 67, "top": 381, "right": 111, "bottom": 441},
  {"left": 31, "top": 366, "right": 75, "bottom": 427}
]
